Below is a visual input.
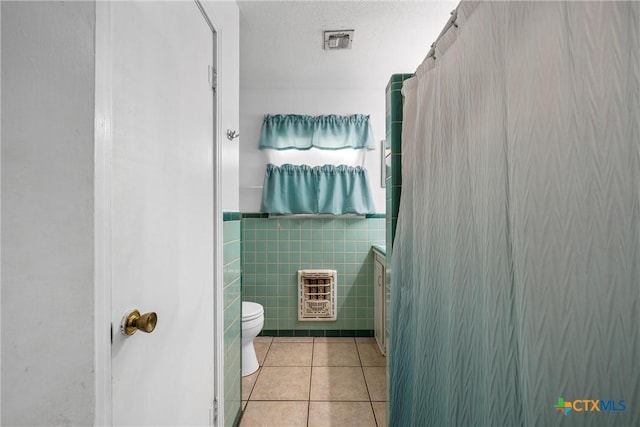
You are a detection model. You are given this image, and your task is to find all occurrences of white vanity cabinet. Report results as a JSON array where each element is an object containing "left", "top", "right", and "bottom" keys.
[{"left": 374, "top": 249, "right": 386, "bottom": 355}]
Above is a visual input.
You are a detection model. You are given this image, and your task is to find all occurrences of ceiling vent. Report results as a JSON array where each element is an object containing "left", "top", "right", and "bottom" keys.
[{"left": 323, "top": 30, "right": 354, "bottom": 50}]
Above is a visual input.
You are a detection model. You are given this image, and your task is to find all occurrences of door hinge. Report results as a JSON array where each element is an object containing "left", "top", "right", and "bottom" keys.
[
  {"left": 208, "top": 65, "right": 217, "bottom": 92},
  {"left": 210, "top": 398, "right": 218, "bottom": 426}
]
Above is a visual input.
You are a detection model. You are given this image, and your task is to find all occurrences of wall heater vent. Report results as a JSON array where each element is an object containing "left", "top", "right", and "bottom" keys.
[{"left": 298, "top": 269, "right": 337, "bottom": 321}]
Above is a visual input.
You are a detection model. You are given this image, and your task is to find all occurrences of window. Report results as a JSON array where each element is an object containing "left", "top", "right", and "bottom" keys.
[{"left": 259, "top": 114, "right": 376, "bottom": 215}]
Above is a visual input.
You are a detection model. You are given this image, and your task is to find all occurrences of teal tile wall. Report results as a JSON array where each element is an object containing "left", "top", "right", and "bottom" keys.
[
  {"left": 385, "top": 73, "right": 413, "bottom": 251},
  {"left": 223, "top": 218, "right": 242, "bottom": 427},
  {"left": 241, "top": 216, "right": 385, "bottom": 332},
  {"left": 385, "top": 74, "right": 413, "bottom": 351}
]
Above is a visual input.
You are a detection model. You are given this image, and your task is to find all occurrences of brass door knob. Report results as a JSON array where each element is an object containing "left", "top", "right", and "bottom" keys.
[{"left": 120, "top": 309, "right": 158, "bottom": 336}]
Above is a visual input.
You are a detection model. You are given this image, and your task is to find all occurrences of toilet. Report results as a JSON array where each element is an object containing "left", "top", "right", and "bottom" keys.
[{"left": 241, "top": 301, "right": 264, "bottom": 376}]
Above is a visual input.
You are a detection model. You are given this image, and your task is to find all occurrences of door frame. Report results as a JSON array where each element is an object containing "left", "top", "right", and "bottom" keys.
[
  {"left": 93, "top": 1, "right": 223, "bottom": 425},
  {"left": 194, "top": 2, "right": 225, "bottom": 425}
]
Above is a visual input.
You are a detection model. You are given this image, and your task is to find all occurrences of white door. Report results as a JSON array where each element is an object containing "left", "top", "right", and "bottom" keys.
[{"left": 108, "top": 2, "right": 215, "bottom": 425}]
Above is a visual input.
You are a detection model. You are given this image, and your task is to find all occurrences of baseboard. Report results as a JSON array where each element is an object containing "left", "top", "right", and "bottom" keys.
[{"left": 260, "top": 329, "right": 374, "bottom": 338}]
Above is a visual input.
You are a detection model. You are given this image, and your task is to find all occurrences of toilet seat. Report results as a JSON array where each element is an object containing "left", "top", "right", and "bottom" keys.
[{"left": 242, "top": 301, "right": 263, "bottom": 322}]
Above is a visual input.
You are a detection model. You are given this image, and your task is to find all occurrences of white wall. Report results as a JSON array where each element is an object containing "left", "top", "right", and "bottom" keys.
[
  {"left": 1, "top": 2, "right": 96, "bottom": 425},
  {"left": 237, "top": 1, "right": 457, "bottom": 214},
  {"left": 239, "top": 88, "right": 386, "bottom": 212},
  {"left": 203, "top": 0, "right": 240, "bottom": 212}
]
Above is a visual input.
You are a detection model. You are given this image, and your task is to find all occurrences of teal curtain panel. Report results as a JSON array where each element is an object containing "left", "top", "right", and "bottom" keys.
[
  {"left": 260, "top": 164, "right": 376, "bottom": 215},
  {"left": 260, "top": 164, "right": 317, "bottom": 214},
  {"left": 258, "top": 114, "right": 375, "bottom": 150}
]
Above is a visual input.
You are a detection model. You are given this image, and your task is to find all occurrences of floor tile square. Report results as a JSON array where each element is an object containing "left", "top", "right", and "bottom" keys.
[
  {"left": 263, "top": 343, "right": 313, "bottom": 366},
  {"left": 356, "top": 341, "right": 386, "bottom": 367},
  {"left": 310, "top": 367, "right": 369, "bottom": 401},
  {"left": 240, "top": 401, "right": 308, "bottom": 427},
  {"left": 254, "top": 341, "right": 272, "bottom": 366},
  {"left": 308, "top": 401, "right": 376, "bottom": 427},
  {"left": 363, "top": 367, "right": 387, "bottom": 401},
  {"left": 372, "top": 401, "right": 387, "bottom": 427},
  {"left": 251, "top": 367, "right": 311, "bottom": 401},
  {"left": 313, "top": 342, "right": 361, "bottom": 366}
]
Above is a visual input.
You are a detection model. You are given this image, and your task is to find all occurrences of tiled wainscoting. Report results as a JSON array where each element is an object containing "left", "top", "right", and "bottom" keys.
[
  {"left": 241, "top": 215, "right": 385, "bottom": 334},
  {"left": 223, "top": 215, "right": 242, "bottom": 427}
]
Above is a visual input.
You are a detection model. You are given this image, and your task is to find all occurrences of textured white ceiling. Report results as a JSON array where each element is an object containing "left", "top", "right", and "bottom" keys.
[{"left": 238, "top": 0, "right": 459, "bottom": 90}]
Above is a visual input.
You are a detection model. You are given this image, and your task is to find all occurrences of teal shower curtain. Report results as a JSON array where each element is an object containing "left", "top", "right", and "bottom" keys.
[{"left": 391, "top": 2, "right": 639, "bottom": 426}]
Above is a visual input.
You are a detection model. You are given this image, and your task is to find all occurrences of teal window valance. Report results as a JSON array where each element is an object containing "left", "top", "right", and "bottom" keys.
[
  {"left": 260, "top": 164, "right": 376, "bottom": 215},
  {"left": 258, "top": 114, "right": 375, "bottom": 150}
]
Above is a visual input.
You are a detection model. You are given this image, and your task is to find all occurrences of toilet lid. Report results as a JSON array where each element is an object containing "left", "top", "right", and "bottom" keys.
[{"left": 242, "top": 301, "right": 264, "bottom": 321}]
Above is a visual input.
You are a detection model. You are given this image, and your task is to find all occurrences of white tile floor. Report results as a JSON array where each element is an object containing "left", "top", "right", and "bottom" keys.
[{"left": 240, "top": 337, "right": 387, "bottom": 427}]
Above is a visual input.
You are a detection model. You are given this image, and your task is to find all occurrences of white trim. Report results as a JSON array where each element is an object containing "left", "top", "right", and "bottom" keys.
[
  {"left": 0, "top": 2, "right": 3, "bottom": 419},
  {"left": 196, "top": 3, "right": 224, "bottom": 425},
  {"left": 94, "top": 1, "right": 113, "bottom": 425},
  {"left": 209, "top": 20, "right": 225, "bottom": 427}
]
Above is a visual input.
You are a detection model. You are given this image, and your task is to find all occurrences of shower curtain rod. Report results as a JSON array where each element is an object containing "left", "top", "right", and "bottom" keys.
[{"left": 419, "top": 5, "right": 459, "bottom": 67}]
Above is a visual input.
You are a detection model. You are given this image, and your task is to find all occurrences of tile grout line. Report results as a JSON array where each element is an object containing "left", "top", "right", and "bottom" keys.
[
  {"left": 357, "top": 340, "right": 381, "bottom": 427},
  {"left": 371, "top": 398, "right": 380, "bottom": 427},
  {"left": 307, "top": 338, "right": 316, "bottom": 427},
  {"left": 246, "top": 369, "right": 258, "bottom": 403},
  {"left": 364, "top": 340, "right": 385, "bottom": 427},
  {"left": 253, "top": 338, "right": 270, "bottom": 399},
  {"left": 247, "top": 338, "right": 273, "bottom": 404}
]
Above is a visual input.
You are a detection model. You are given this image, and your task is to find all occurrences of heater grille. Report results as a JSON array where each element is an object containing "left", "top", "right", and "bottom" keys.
[{"left": 298, "top": 269, "right": 337, "bottom": 321}]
